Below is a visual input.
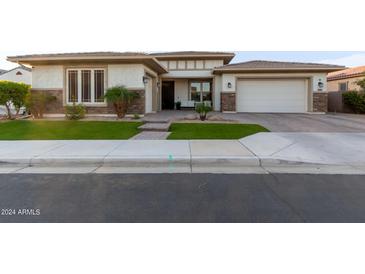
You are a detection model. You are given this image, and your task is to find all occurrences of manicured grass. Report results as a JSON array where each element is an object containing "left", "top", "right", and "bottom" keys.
[
  {"left": 0, "top": 120, "right": 142, "bottom": 140},
  {"left": 167, "top": 123, "right": 269, "bottom": 140}
]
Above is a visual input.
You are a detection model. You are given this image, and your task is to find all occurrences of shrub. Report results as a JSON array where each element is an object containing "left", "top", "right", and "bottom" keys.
[
  {"left": 132, "top": 113, "right": 141, "bottom": 120},
  {"left": 195, "top": 103, "right": 212, "bottom": 121},
  {"left": 65, "top": 101, "right": 86, "bottom": 120},
  {"left": 25, "top": 92, "right": 56, "bottom": 119},
  {"left": 103, "top": 86, "right": 139, "bottom": 118},
  {"left": 343, "top": 91, "right": 365, "bottom": 114},
  {"left": 0, "top": 80, "right": 30, "bottom": 119}
]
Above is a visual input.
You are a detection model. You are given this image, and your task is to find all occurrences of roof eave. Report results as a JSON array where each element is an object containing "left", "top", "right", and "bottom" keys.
[
  {"left": 327, "top": 72, "right": 365, "bottom": 81},
  {"left": 152, "top": 54, "right": 235, "bottom": 64},
  {"left": 7, "top": 55, "right": 168, "bottom": 74},
  {"left": 213, "top": 67, "right": 346, "bottom": 74}
]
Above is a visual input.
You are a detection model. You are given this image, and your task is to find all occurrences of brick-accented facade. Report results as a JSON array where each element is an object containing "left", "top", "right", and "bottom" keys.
[
  {"left": 31, "top": 89, "right": 64, "bottom": 113},
  {"left": 86, "top": 105, "right": 115, "bottom": 114},
  {"left": 126, "top": 90, "right": 145, "bottom": 114},
  {"left": 86, "top": 90, "right": 145, "bottom": 114},
  {"left": 31, "top": 89, "right": 146, "bottom": 115},
  {"left": 221, "top": 92, "right": 236, "bottom": 112},
  {"left": 313, "top": 92, "right": 328, "bottom": 112}
]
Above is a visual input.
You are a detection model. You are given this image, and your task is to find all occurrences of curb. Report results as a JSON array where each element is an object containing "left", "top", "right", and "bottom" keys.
[{"left": 2, "top": 155, "right": 365, "bottom": 174}]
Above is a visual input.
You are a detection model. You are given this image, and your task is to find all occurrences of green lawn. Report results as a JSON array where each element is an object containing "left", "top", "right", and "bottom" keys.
[
  {"left": 0, "top": 120, "right": 142, "bottom": 140},
  {"left": 167, "top": 123, "right": 269, "bottom": 139}
]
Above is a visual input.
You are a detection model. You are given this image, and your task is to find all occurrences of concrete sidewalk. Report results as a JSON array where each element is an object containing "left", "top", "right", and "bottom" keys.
[{"left": 0, "top": 133, "right": 365, "bottom": 174}]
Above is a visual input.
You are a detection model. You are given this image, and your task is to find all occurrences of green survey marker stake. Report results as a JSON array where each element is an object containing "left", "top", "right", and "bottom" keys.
[{"left": 168, "top": 154, "right": 173, "bottom": 172}]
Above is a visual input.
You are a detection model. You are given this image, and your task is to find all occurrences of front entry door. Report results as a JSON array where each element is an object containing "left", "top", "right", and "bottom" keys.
[{"left": 162, "top": 81, "right": 175, "bottom": 110}]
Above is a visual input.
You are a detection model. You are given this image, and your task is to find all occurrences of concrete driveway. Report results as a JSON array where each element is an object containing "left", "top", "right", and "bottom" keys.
[
  {"left": 145, "top": 111, "right": 365, "bottom": 132},
  {"left": 224, "top": 113, "right": 365, "bottom": 132}
]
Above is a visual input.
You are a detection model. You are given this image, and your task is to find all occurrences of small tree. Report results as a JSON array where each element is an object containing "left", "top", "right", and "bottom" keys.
[
  {"left": 0, "top": 81, "right": 30, "bottom": 119},
  {"left": 104, "top": 86, "right": 139, "bottom": 118},
  {"left": 195, "top": 102, "right": 212, "bottom": 121},
  {"left": 25, "top": 92, "right": 56, "bottom": 119}
]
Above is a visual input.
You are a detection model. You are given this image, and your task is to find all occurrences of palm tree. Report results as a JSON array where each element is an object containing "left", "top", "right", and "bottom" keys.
[{"left": 104, "top": 86, "right": 139, "bottom": 118}]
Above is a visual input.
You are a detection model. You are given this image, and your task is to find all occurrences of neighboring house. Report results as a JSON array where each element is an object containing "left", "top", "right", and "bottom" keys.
[
  {"left": 7, "top": 52, "right": 344, "bottom": 115},
  {"left": 0, "top": 65, "right": 32, "bottom": 85},
  {"left": 0, "top": 66, "right": 31, "bottom": 116},
  {"left": 327, "top": 66, "right": 365, "bottom": 92},
  {"left": 327, "top": 66, "right": 365, "bottom": 113}
]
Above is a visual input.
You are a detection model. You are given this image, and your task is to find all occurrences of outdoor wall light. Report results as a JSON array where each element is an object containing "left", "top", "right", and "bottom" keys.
[
  {"left": 227, "top": 82, "right": 232, "bottom": 88},
  {"left": 157, "top": 81, "right": 161, "bottom": 89},
  {"left": 143, "top": 76, "right": 149, "bottom": 84},
  {"left": 318, "top": 79, "right": 324, "bottom": 90}
]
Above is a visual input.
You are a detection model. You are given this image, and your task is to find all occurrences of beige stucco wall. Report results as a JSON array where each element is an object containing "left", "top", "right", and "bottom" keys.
[
  {"left": 32, "top": 64, "right": 158, "bottom": 90},
  {"left": 108, "top": 64, "right": 145, "bottom": 89},
  {"left": 205, "top": 60, "right": 224, "bottom": 69},
  {"left": 311, "top": 74, "right": 327, "bottom": 92},
  {"left": 145, "top": 76, "right": 153, "bottom": 113},
  {"left": 0, "top": 68, "right": 32, "bottom": 85},
  {"left": 32, "top": 65, "right": 64, "bottom": 89},
  {"left": 162, "top": 70, "right": 213, "bottom": 79},
  {"left": 327, "top": 76, "right": 364, "bottom": 92},
  {"left": 213, "top": 75, "right": 222, "bottom": 111},
  {"left": 174, "top": 79, "right": 189, "bottom": 102}
]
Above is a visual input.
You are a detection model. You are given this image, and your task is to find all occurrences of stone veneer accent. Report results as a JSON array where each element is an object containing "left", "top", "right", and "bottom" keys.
[
  {"left": 31, "top": 89, "right": 64, "bottom": 113},
  {"left": 126, "top": 90, "right": 145, "bottom": 114},
  {"left": 313, "top": 92, "right": 328, "bottom": 112},
  {"left": 31, "top": 89, "right": 146, "bottom": 115},
  {"left": 221, "top": 92, "right": 236, "bottom": 112}
]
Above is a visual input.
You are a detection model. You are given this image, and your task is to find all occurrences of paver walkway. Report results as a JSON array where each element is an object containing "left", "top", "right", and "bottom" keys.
[
  {"left": 133, "top": 117, "right": 171, "bottom": 140},
  {"left": 131, "top": 131, "right": 171, "bottom": 140}
]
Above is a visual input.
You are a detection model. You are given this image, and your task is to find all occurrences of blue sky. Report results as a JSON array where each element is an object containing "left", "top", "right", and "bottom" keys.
[
  {"left": 1, "top": 51, "right": 365, "bottom": 70},
  {"left": 231, "top": 51, "right": 365, "bottom": 66}
]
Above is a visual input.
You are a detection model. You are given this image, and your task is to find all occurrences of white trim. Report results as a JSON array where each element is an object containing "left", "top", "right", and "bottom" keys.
[
  {"left": 43, "top": 114, "right": 66, "bottom": 118},
  {"left": 66, "top": 68, "right": 106, "bottom": 105}
]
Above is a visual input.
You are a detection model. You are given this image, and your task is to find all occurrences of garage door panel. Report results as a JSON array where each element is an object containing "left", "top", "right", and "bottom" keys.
[{"left": 237, "top": 79, "right": 307, "bottom": 113}]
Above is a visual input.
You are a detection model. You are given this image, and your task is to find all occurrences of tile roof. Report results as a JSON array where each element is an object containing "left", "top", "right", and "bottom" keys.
[
  {"left": 9, "top": 51, "right": 235, "bottom": 59},
  {"left": 149, "top": 51, "right": 235, "bottom": 56},
  {"left": 7, "top": 52, "right": 148, "bottom": 59},
  {"left": 214, "top": 60, "right": 345, "bottom": 70},
  {"left": 7, "top": 52, "right": 168, "bottom": 74},
  {"left": 327, "top": 66, "right": 365, "bottom": 81}
]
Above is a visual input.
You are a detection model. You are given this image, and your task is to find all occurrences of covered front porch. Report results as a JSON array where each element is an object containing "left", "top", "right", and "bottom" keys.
[{"left": 159, "top": 78, "right": 215, "bottom": 111}]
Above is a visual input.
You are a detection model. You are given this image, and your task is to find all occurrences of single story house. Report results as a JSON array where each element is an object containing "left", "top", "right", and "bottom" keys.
[
  {"left": 326, "top": 66, "right": 365, "bottom": 113},
  {"left": 0, "top": 65, "right": 32, "bottom": 85},
  {"left": 7, "top": 51, "right": 344, "bottom": 115},
  {"left": 327, "top": 66, "right": 365, "bottom": 92}
]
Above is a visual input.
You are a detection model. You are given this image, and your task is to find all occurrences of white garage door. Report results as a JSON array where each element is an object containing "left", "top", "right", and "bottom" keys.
[{"left": 236, "top": 79, "right": 307, "bottom": 113}]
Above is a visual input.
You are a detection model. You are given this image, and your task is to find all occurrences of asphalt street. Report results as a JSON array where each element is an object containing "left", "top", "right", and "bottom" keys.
[{"left": 1, "top": 173, "right": 365, "bottom": 222}]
